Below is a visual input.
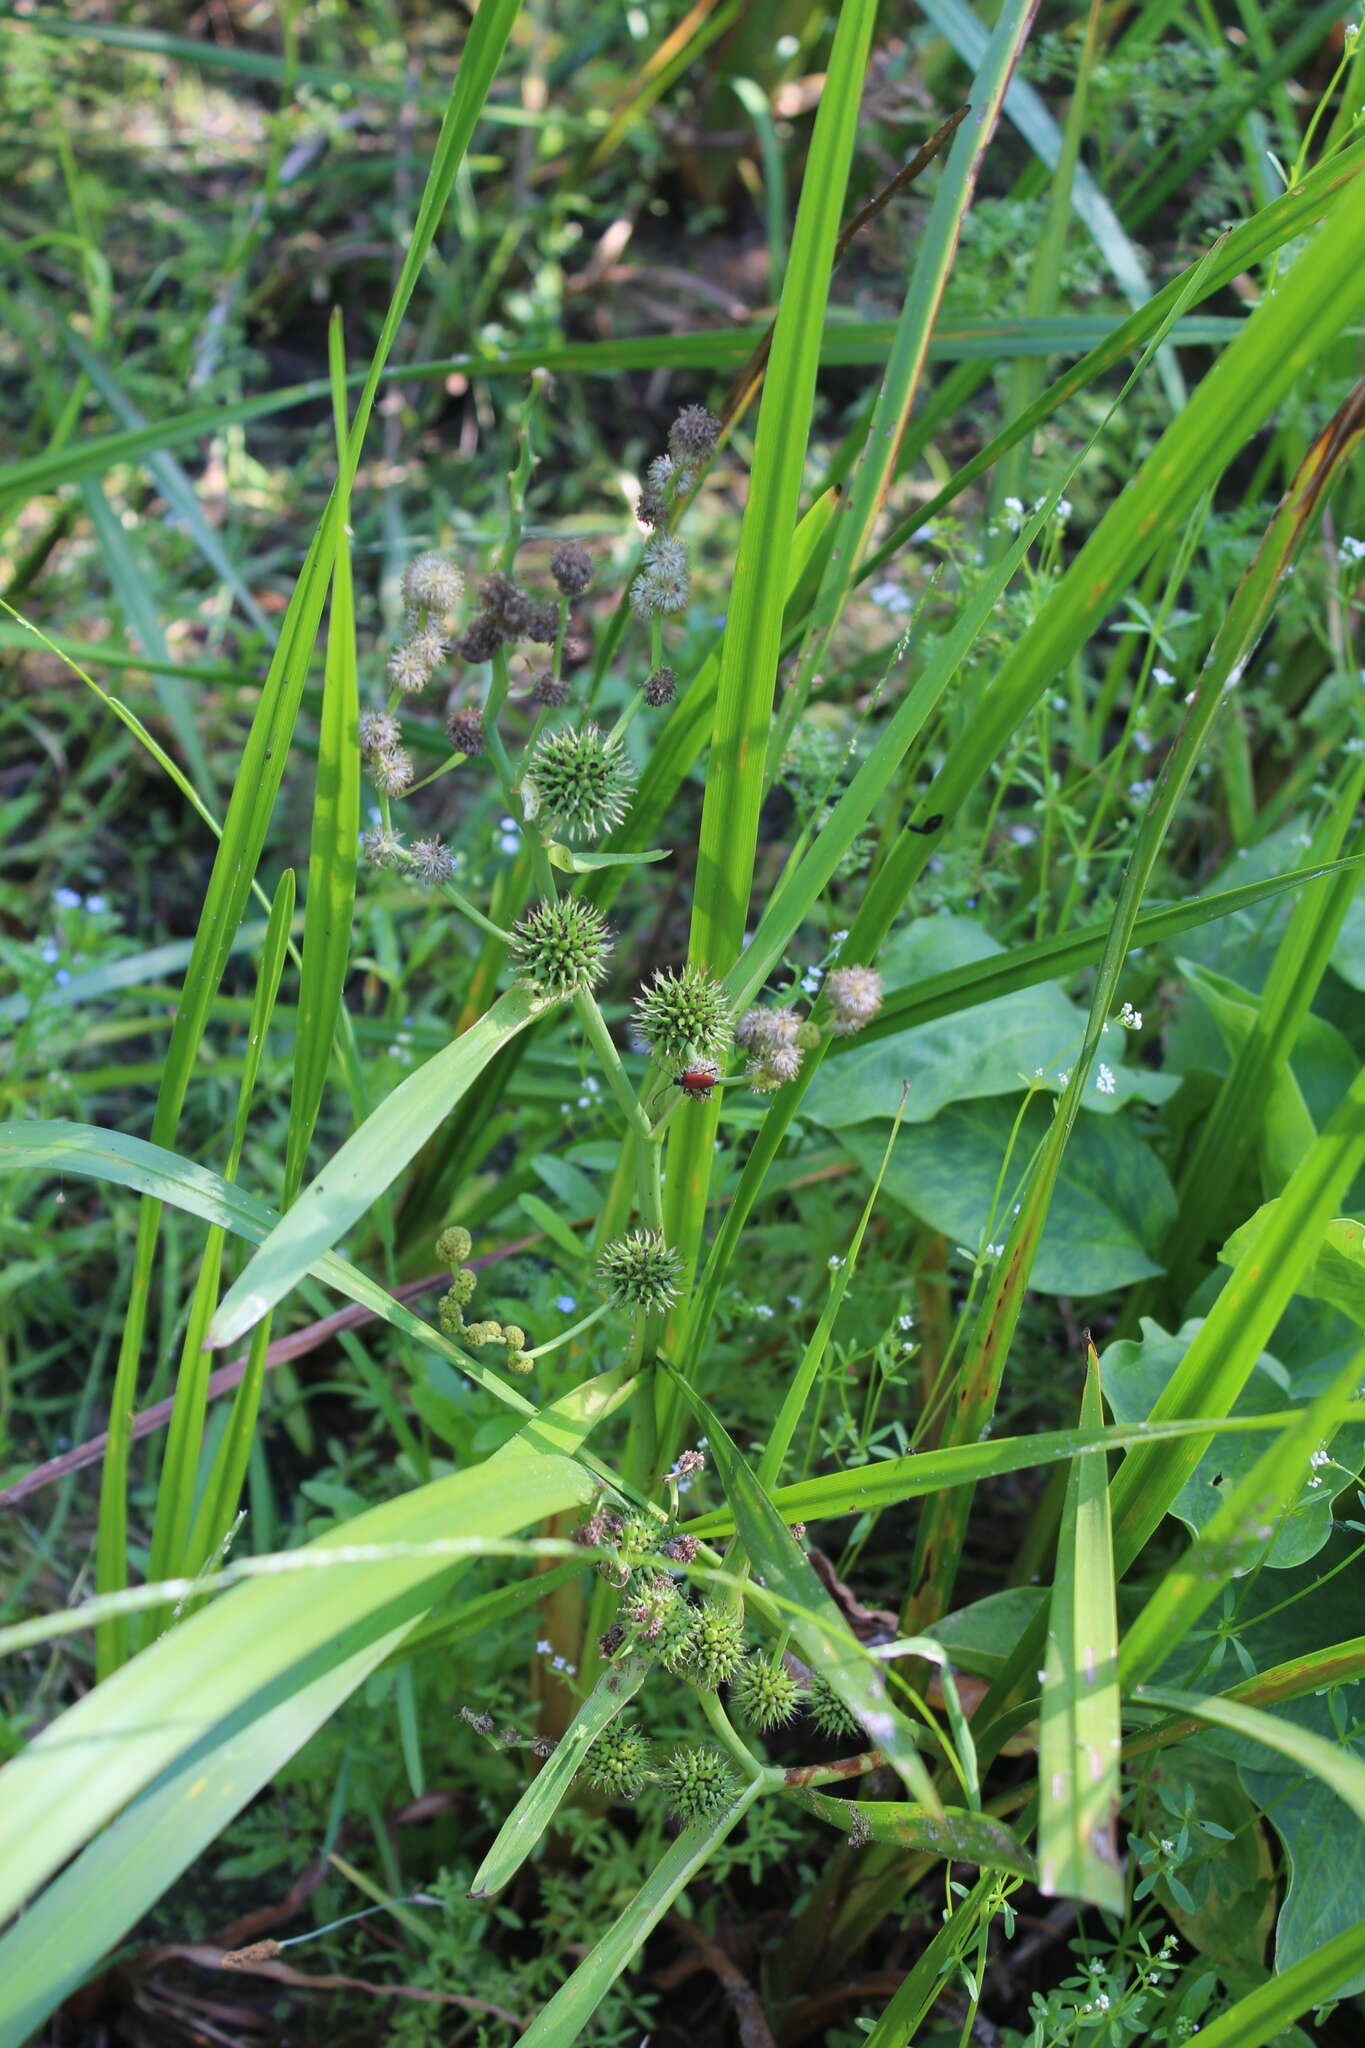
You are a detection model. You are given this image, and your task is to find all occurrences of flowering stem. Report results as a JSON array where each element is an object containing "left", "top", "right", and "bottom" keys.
[
  {"left": 524, "top": 1300, "right": 611, "bottom": 1359},
  {"left": 499, "top": 369, "right": 549, "bottom": 574},
  {"left": 696, "top": 1684, "right": 775, "bottom": 1787},
  {"left": 572, "top": 987, "right": 657, "bottom": 1158},
  {"left": 433, "top": 881, "right": 513, "bottom": 946}
]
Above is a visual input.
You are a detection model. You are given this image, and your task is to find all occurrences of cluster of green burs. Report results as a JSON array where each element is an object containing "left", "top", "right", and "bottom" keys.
[{"left": 565, "top": 1499, "right": 864, "bottom": 1823}]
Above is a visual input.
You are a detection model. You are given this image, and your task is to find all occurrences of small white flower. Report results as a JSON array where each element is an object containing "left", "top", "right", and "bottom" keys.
[
  {"left": 869, "top": 580, "right": 913, "bottom": 614},
  {"left": 1096, "top": 1064, "right": 1116, "bottom": 1096},
  {"left": 1119, "top": 1001, "right": 1143, "bottom": 1030},
  {"left": 827, "top": 1254, "right": 844, "bottom": 1269},
  {"left": 1152, "top": 664, "right": 1175, "bottom": 687},
  {"left": 535, "top": 1638, "right": 553, "bottom": 1654},
  {"left": 1339, "top": 535, "right": 1365, "bottom": 562}
]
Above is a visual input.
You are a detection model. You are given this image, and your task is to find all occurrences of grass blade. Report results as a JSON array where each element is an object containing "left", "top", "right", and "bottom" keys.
[
  {"left": 209, "top": 983, "right": 548, "bottom": 1349},
  {"left": 469, "top": 1654, "right": 652, "bottom": 1897},
  {"left": 1037, "top": 1344, "right": 1122, "bottom": 1912}
]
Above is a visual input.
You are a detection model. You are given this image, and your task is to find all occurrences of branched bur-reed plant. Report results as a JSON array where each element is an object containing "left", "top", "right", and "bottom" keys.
[{"left": 7, "top": 4, "right": 1365, "bottom": 2046}]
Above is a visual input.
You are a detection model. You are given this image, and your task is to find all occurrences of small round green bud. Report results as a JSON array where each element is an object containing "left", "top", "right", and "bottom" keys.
[
  {"left": 584, "top": 1721, "right": 652, "bottom": 1800},
  {"left": 509, "top": 897, "right": 613, "bottom": 1000},
  {"left": 436, "top": 1226, "right": 473, "bottom": 1267},
  {"left": 402, "top": 551, "right": 464, "bottom": 615},
  {"left": 657, "top": 1745, "right": 738, "bottom": 1822},
  {"left": 633, "top": 965, "right": 732, "bottom": 1067},
  {"left": 506, "top": 1349, "right": 534, "bottom": 1376},
  {"left": 596, "top": 1230, "right": 683, "bottom": 1314},
  {"left": 502, "top": 1324, "right": 526, "bottom": 1351},
  {"left": 465, "top": 1319, "right": 503, "bottom": 1347},
  {"left": 808, "top": 1674, "right": 862, "bottom": 1741},
  {"left": 679, "top": 1598, "right": 745, "bottom": 1691},
  {"left": 826, "top": 965, "right": 884, "bottom": 1037},
  {"left": 524, "top": 724, "right": 635, "bottom": 841},
  {"left": 730, "top": 1654, "right": 805, "bottom": 1731}
]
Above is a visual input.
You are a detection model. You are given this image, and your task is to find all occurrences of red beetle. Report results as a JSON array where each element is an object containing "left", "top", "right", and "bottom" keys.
[{"left": 674, "top": 1064, "right": 720, "bottom": 1100}]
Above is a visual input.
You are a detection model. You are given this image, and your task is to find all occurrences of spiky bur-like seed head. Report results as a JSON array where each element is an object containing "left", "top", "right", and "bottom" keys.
[
  {"left": 387, "top": 641, "right": 439, "bottom": 695},
  {"left": 508, "top": 897, "right": 613, "bottom": 1001},
  {"left": 746, "top": 1043, "right": 803, "bottom": 1093},
  {"left": 359, "top": 709, "right": 400, "bottom": 755},
  {"left": 525, "top": 599, "right": 561, "bottom": 646},
  {"left": 402, "top": 550, "right": 464, "bottom": 615},
  {"left": 633, "top": 965, "right": 733, "bottom": 1067},
  {"left": 826, "top": 965, "right": 884, "bottom": 1037},
  {"left": 678, "top": 1598, "right": 745, "bottom": 1690},
  {"left": 658, "top": 1745, "right": 738, "bottom": 1822},
  {"left": 371, "top": 745, "right": 414, "bottom": 797},
  {"left": 630, "top": 534, "right": 690, "bottom": 618},
  {"left": 669, "top": 405, "right": 722, "bottom": 464},
  {"left": 643, "top": 666, "right": 676, "bottom": 707},
  {"left": 551, "top": 540, "right": 593, "bottom": 596},
  {"left": 735, "top": 1006, "right": 801, "bottom": 1052},
  {"left": 662, "top": 1533, "right": 699, "bottom": 1564},
  {"left": 807, "top": 1674, "right": 862, "bottom": 1741},
  {"left": 362, "top": 826, "right": 404, "bottom": 868},
  {"left": 636, "top": 486, "right": 667, "bottom": 529},
  {"left": 622, "top": 1570, "right": 684, "bottom": 1643},
  {"left": 730, "top": 1654, "right": 805, "bottom": 1732},
  {"left": 596, "top": 1230, "right": 683, "bottom": 1315},
  {"left": 614, "top": 1511, "right": 665, "bottom": 1564},
  {"left": 532, "top": 672, "right": 571, "bottom": 709},
  {"left": 523, "top": 724, "right": 635, "bottom": 841},
  {"left": 479, "top": 573, "right": 535, "bottom": 637},
  {"left": 457, "top": 615, "right": 502, "bottom": 663},
  {"left": 410, "top": 837, "right": 456, "bottom": 885},
  {"left": 583, "top": 1721, "right": 653, "bottom": 1800},
  {"left": 445, "top": 707, "right": 485, "bottom": 756}
]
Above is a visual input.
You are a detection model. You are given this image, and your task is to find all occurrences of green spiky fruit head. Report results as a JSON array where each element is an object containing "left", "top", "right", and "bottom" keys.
[
  {"left": 632, "top": 965, "right": 733, "bottom": 1067},
  {"left": 508, "top": 897, "right": 613, "bottom": 1001},
  {"left": 677, "top": 1598, "right": 745, "bottom": 1691},
  {"left": 616, "top": 1511, "right": 664, "bottom": 1563},
  {"left": 583, "top": 1722, "right": 652, "bottom": 1800},
  {"left": 523, "top": 723, "right": 635, "bottom": 841},
  {"left": 622, "top": 1570, "right": 685, "bottom": 1648},
  {"left": 596, "top": 1230, "right": 683, "bottom": 1314},
  {"left": 655, "top": 1591, "right": 698, "bottom": 1673},
  {"left": 730, "top": 1654, "right": 805, "bottom": 1731},
  {"left": 657, "top": 1744, "right": 737, "bottom": 1822},
  {"left": 807, "top": 1674, "right": 862, "bottom": 1741}
]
